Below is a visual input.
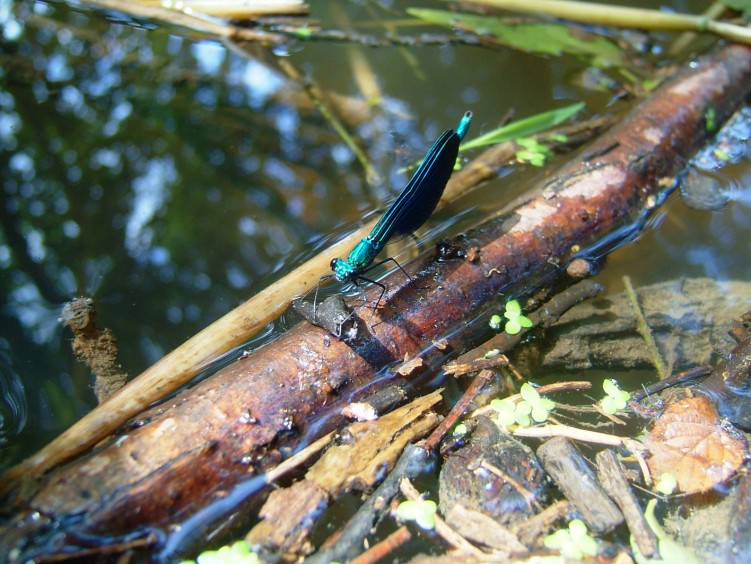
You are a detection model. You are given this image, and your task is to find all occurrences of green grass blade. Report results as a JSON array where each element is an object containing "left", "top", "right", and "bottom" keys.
[{"left": 460, "top": 102, "right": 585, "bottom": 151}]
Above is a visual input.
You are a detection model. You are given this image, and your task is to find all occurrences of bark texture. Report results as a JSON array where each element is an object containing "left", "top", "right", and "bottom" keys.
[{"left": 3, "top": 43, "right": 751, "bottom": 561}]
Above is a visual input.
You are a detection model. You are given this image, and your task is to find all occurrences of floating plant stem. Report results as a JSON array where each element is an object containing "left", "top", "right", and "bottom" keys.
[
  {"left": 623, "top": 276, "right": 667, "bottom": 379},
  {"left": 462, "top": 0, "right": 751, "bottom": 46}
]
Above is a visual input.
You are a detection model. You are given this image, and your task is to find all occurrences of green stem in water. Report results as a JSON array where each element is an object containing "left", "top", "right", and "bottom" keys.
[{"left": 623, "top": 276, "right": 667, "bottom": 380}]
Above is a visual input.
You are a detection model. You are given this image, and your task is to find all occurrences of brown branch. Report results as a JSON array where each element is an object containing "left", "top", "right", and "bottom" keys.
[
  {"left": 508, "top": 499, "right": 574, "bottom": 547},
  {"left": 349, "top": 526, "right": 411, "bottom": 564},
  {"left": 1, "top": 115, "right": 612, "bottom": 492},
  {"left": 630, "top": 365, "right": 713, "bottom": 401},
  {"left": 596, "top": 449, "right": 659, "bottom": 559},
  {"left": 443, "top": 354, "right": 511, "bottom": 378},
  {"left": 537, "top": 437, "right": 623, "bottom": 533},
  {"left": 423, "top": 369, "right": 495, "bottom": 453}
]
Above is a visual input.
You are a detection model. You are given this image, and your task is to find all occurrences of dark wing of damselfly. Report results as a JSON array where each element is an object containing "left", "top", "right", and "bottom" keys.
[{"left": 368, "top": 128, "right": 460, "bottom": 246}]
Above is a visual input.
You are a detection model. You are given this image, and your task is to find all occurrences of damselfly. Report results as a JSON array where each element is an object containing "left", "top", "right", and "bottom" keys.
[{"left": 315, "top": 111, "right": 472, "bottom": 317}]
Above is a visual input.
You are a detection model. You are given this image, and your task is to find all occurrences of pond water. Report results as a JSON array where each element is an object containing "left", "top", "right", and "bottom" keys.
[{"left": 1, "top": 0, "right": 750, "bottom": 556}]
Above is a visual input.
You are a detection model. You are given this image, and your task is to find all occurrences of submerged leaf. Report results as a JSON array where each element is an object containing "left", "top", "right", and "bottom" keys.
[{"left": 642, "top": 396, "right": 747, "bottom": 494}]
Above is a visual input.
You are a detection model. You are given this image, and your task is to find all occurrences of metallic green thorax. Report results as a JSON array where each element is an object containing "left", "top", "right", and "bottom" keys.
[
  {"left": 331, "top": 238, "right": 380, "bottom": 283},
  {"left": 330, "top": 111, "right": 472, "bottom": 284}
]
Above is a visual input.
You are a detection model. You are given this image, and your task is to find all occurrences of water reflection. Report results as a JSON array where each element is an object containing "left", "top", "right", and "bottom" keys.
[
  {"left": 125, "top": 156, "right": 177, "bottom": 262},
  {"left": 0, "top": 0, "right": 366, "bottom": 464}
]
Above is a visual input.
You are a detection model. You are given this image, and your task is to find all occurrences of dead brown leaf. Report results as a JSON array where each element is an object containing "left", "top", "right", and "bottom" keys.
[{"left": 642, "top": 396, "right": 747, "bottom": 494}]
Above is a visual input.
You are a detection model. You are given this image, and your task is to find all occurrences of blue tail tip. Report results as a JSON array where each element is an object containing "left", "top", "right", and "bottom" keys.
[{"left": 457, "top": 111, "right": 472, "bottom": 140}]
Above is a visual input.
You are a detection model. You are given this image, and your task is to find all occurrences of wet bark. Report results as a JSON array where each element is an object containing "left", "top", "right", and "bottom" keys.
[
  {"left": 2, "top": 42, "right": 751, "bottom": 561},
  {"left": 596, "top": 449, "right": 658, "bottom": 558},
  {"left": 537, "top": 438, "right": 623, "bottom": 533},
  {"left": 439, "top": 416, "right": 548, "bottom": 523}
]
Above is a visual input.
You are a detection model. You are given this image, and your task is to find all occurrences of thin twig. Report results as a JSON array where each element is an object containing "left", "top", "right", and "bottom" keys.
[
  {"left": 668, "top": 0, "right": 729, "bottom": 56},
  {"left": 423, "top": 369, "right": 494, "bottom": 453},
  {"left": 24, "top": 532, "right": 158, "bottom": 561},
  {"left": 516, "top": 422, "right": 609, "bottom": 441},
  {"left": 276, "top": 58, "right": 381, "bottom": 187},
  {"left": 349, "top": 526, "right": 411, "bottom": 564},
  {"left": 479, "top": 460, "right": 543, "bottom": 513},
  {"left": 472, "top": 380, "right": 593, "bottom": 418},
  {"left": 630, "top": 365, "right": 712, "bottom": 401},
  {"left": 513, "top": 423, "right": 651, "bottom": 484}
]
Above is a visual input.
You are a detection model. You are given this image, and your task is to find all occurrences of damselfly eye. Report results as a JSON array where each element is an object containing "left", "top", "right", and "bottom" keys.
[{"left": 330, "top": 259, "right": 338, "bottom": 269}]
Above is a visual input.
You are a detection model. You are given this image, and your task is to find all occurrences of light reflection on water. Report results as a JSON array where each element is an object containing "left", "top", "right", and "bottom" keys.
[{"left": 0, "top": 0, "right": 357, "bottom": 464}]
